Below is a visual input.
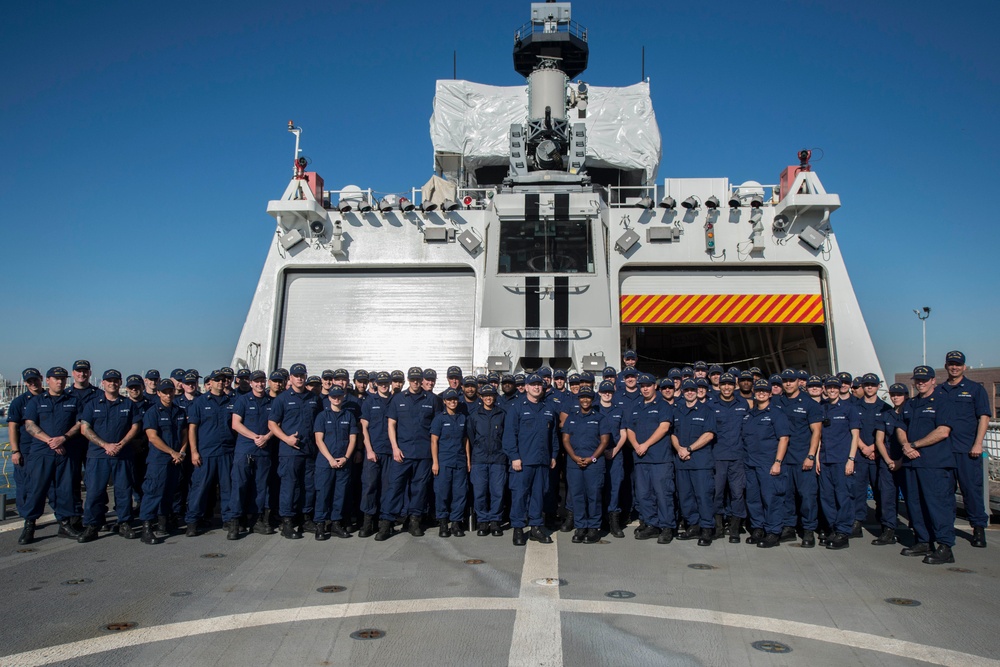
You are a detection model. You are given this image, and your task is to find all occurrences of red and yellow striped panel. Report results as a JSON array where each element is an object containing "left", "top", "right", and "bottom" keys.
[{"left": 620, "top": 294, "right": 824, "bottom": 325}]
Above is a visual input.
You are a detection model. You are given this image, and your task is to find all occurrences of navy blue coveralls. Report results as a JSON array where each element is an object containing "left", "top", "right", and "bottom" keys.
[
  {"left": 741, "top": 404, "right": 790, "bottom": 535},
  {"left": 360, "top": 392, "right": 394, "bottom": 518},
  {"left": 673, "top": 402, "right": 717, "bottom": 530},
  {"left": 627, "top": 397, "right": 675, "bottom": 530},
  {"left": 562, "top": 408, "right": 611, "bottom": 530},
  {"left": 503, "top": 396, "right": 558, "bottom": 528},
  {"left": 23, "top": 391, "right": 81, "bottom": 521},
  {"left": 65, "top": 384, "right": 99, "bottom": 516},
  {"left": 818, "top": 399, "right": 861, "bottom": 535},
  {"left": 230, "top": 391, "right": 275, "bottom": 518},
  {"left": 186, "top": 392, "right": 237, "bottom": 525},
  {"left": 711, "top": 396, "right": 749, "bottom": 519},
  {"left": 876, "top": 407, "right": 906, "bottom": 529},
  {"left": 431, "top": 411, "right": 468, "bottom": 523},
  {"left": 466, "top": 404, "right": 508, "bottom": 524},
  {"left": 385, "top": 388, "right": 438, "bottom": 519},
  {"left": 80, "top": 395, "right": 142, "bottom": 526},
  {"left": 855, "top": 397, "right": 890, "bottom": 524},
  {"left": 775, "top": 393, "right": 823, "bottom": 531},
  {"left": 899, "top": 392, "right": 956, "bottom": 547},
  {"left": 139, "top": 401, "right": 187, "bottom": 522},
  {"left": 269, "top": 388, "right": 322, "bottom": 518},
  {"left": 313, "top": 406, "right": 358, "bottom": 522},
  {"left": 596, "top": 403, "right": 627, "bottom": 514},
  {"left": 6, "top": 390, "right": 44, "bottom": 516},
  {"left": 128, "top": 393, "right": 153, "bottom": 506},
  {"left": 937, "top": 378, "right": 991, "bottom": 529}
]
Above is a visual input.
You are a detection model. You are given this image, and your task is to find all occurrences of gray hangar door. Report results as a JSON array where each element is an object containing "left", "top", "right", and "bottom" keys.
[{"left": 276, "top": 269, "right": 476, "bottom": 373}]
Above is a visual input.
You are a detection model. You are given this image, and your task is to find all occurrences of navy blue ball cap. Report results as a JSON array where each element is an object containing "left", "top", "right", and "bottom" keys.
[
  {"left": 391, "top": 370, "right": 405, "bottom": 381},
  {"left": 728, "top": 367, "right": 741, "bottom": 376},
  {"left": 487, "top": 372, "right": 500, "bottom": 383},
  {"left": 102, "top": 369, "right": 122, "bottom": 381},
  {"left": 205, "top": 370, "right": 221, "bottom": 382},
  {"left": 333, "top": 368, "right": 350, "bottom": 380},
  {"left": 708, "top": 364, "right": 723, "bottom": 374},
  {"left": 126, "top": 374, "right": 144, "bottom": 388},
  {"left": 695, "top": 378, "right": 709, "bottom": 387},
  {"left": 580, "top": 371, "right": 595, "bottom": 384},
  {"left": 623, "top": 349, "right": 637, "bottom": 360},
  {"left": 170, "top": 368, "right": 186, "bottom": 381},
  {"left": 479, "top": 384, "right": 497, "bottom": 396},
  {"left": 328, "top": 385, "right": 345, "bottom": 397},
  {"left": 780, "top": 368, "right": 797, "bottom": 380},
  {"left": 753, "top": 379, "right": 771, "bottom": 391},
  {"left": 525, "top": 374, "right": 543, "bottom": 385},
  {"left": 769, "top": 374, "right": 782, "bottom": 385},
  {"left": 22, "top": 367, "right": 42, "bottom": 381},
  {"left": 306, "top": 375, "right": 321, "bottom": 386},
  {"left": 667, "top": 368, "right": 681, "bottom": 379},
  {"left": 353, "top": 369, "right": 369, "bottom": 381},
  {"left": 694, "top": 361, "right": 708, "bottom": 371},
  {"left": 911, "top": 365, "right": 935, "bottom": 381},
  {"left": 72, "top": 359, "right": 91, "bottom": 371},
  {"left": 441, "top": 388, "right": 460, "bottom": 400},
  {"left": 538, "top": 367, "right": 552, "bottom": 378},
  {"left": 602, "top": 366, "right": 617, "bottom": 377},
  {"left": 407, "top": 367, "right": 423, "bottom": 380},
  {"left": 185, "top": 368, "right": 199, "bottom": 377},
  {"left": 823, "top": 377, "right": 841, "bottom": 388},
  {"left": 578, "top": 386, "right": 595, "bottom": 398},
  {"left": 681, "top": 366, "right": 694, "bottom": 376},
  {"left": 155, "top": 379, "right": 175, "bottom": 393},
  {"left": 599, "top": 381, "right": 617, "bottom": 393},
  {"left": 289, "top": 363, "right": 307, "bottom": 376},
  {"left": 145, "top": 369, "right": 161, "bottom": 380},
  {"left": 622, "top": 367, "right": 638, "bottom": 377},
  {"left": 276, "top": 368, "right": 290, "bottom": 379},
  {"left": 236, "top": 369, "right": 251, "bottom": 380},
  {"left": 658, "top": 378, "right": 673, "bottom": 389},
  {"left": 861, "top": 373, "right": 880, "bottom": 385},
  {"left": 219, "top": 367, "right": 235, "bottom": 377},
  {"left": 796, "top": 369, "right": 809, "bottom": 380},
  {"left": 836, "top": 371, "right": 853, "bottom": 384},
  {"left": 681, "top": 379, "right": 697, "bottom": 391},
  {"left": 446, "top": 366, "right": 462, "bottom": 379},
  {"left": 852, "top": 377, "right": 862, "bottom": 389},
  {"left": 739, "top": 370, "right": 754, "bottom": 380},
  {"left": 463, "top": 375, "right": 478, "bottom": 387},
  {"left": 501, "top": 374, "right": 515, "bottom": 384},
  {"left": 476, "top": 374, "right": 488, "bottom": 384},
  {"left": 47, "top": 366, "right": 69, "bottom": 378},
  {"left": 945, "top": 350, "right": 966, "bottom": 365},
  {"left": 269, "top": 371, "right": 285, "bottom": 382},
  {"left": 250, "top": 370, "right": 267, "bottom": 382},
  {"left": 719, "top": 373, "right": 736, "bottom": 385},
  {"left": 749, "top": 366, "right": 762, "bottom": 375},
  {"left": 568, "top": 373, "right": 582, "bottom": 384},
  {"left": 889, "top": 383, "right": 908, "bottom": 394},
  {"left": 806, "top": 375, "right": 823, "bottom": 388},
  {"left": 321, "top": 369, "right": 336, "bottom": 380},
  {"left": 375, "top": 371, "right": 391, "bottom": 384},
  {"left": 514, "top": 374, "right": 526, "bottom": 385},
  {"left": 638, "top": 373, "right": 656, "bottom": 385},
  {"left": 553, "top": 369, "right": 567, "bottom": 380}
]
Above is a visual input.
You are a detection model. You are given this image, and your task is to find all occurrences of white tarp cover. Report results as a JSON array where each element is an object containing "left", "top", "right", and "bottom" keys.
[{"left": 430, "top": 80, "right": 661, "bottom": 183}]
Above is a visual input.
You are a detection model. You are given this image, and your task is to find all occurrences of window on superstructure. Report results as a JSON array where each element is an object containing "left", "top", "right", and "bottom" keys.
[{"left": 498, "top": 219, "right": 594, "bottom": 274}]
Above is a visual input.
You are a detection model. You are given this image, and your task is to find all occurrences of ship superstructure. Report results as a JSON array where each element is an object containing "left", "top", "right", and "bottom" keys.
[{"left": 233, "top": 1, "right": 882, "bottom": 380}]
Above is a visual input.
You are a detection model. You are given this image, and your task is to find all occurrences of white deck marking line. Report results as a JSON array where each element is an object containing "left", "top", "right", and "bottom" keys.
[
  {"left": 508, "top": 535, "right": 562, "bottom": 667},
  {"left": 4, "top": 596, "right": 999, "bottom": 666}
]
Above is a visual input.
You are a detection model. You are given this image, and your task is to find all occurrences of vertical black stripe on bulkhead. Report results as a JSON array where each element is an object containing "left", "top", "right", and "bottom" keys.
[
  {"left": 554, "top": 276, "right": 569, "bottom": 358},
  {"left": 524, "top": 193, "right": 541, "bottom": 360}
]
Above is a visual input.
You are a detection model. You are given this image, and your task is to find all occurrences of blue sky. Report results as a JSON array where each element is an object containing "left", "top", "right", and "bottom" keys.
[{"left": 2, "top": 0, "right": 998, "bottom": 383}]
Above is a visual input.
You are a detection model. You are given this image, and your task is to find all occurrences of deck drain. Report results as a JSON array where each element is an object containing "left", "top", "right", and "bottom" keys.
[
  {"left": 170, "top": 591, "right": 192, "bottom": 597},
  {"left": 948, "top": 567, "right": 975, "bottom": 574},
  {"left": 687, "top": 564, "right": 716, "bottom": 570},
  {"left": 605, "top": 590, "right": 636, "bottom": 599},
  {"left": 61, "top": 578, "right": 93, "bottom": 586},
  {"left": 533, "top": 578, "right": 567, "bottom": 587},
  {"left": 885, "top": 597, "right": 921, "bottom": 607},
  {"left": 350, "top": 628, "right": 385, "bottom": 640},
  {"left": 103, "top": 621, "right": 138, "bottom": 632},
  {"left": 752, "top": 640, "right": 791, "bottom": 654},
  {"left": 200, "top": 553, "right": 226, "bottom": 559},
  {"left": 317, "top": 585, "right": 347, "bottom": 593},
  {"left": 16, "top": 548, "right": 37, "bottom": 554},
  {"left": 464, "top": 559, "right": 485, "bottom": 565}
]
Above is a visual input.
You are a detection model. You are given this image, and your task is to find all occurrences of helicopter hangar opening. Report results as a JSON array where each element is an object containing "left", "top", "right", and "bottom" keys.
[{"left": 618, "top": 269, "right": 832, "bottom": 377}]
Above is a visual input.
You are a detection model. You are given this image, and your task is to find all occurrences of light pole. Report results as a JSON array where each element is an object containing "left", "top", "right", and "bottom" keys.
[{"left": 913, "top": 307, "right": 931, "bottom": 365}]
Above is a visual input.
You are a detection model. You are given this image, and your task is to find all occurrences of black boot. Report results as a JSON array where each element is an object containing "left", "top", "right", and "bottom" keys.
[
  {"left": 328, "top": 521, "right": 350, "bottom": 538},
  {"left": 302, "top": 514, "right": 317, "bottom": 532},
  {"left": 512, "top": 527, "right": 527, "bottom": 546},
  {"left": 801, "top": 530, "right": 816, "bottom": 548},
  {"left": 698, "top": 527, "right": 713, "bottom": 547},
  {"left": 71, "top": 516, "right": 84, "bottom": 531},
  {"left": 439, "top": 522, "right": 451, "bottom": 538},
  {"left": 635, "top": 525, "right": 661, "bottom": 540},
  {"left": 779, "top": 526, "right": 797, "bottom": 543},
  {"left": 253, "top": 513, "right": 275, "bottom": 535},
  {"left": 728, "top": 517, "right": 742, "bottom": 544},
  {"left": 118, "top": 522, "right": 137, "bottom": 539},
  {"left": 608, "top": 511, "right": 624, "bottom": 538},
  {"left": 713, "top": 514, "right": 725, "bottom": 540},
  {"left": 18, "top": 520, "right": 36, "bottom": 545},
  {"left": 922, "top": 543, "right": 955, "bottom": 565},
  {"left": 490, "top": 521, "right": 503, "bottom": 537},
  {"left": 585, "top": 528, "right": 601, "bottom": 544},
  {"left": 408, "top": 515, "right": 425, "bottom": 537},
  {"left": 746, "top": 527, "right": 764, "bottom": 545},
  {"left": 58, "top": 519, "right": 84, "bottom": 539},
  {"left": 900, "top": 542, "right": 932, "bottom": 557},
  {"left": 633, "top": 519, "right": 647, "bottom": 536},
  {"left": 156, "top": 514, "right": 169, "bottom": 536},
  {"left": 358, "top": 514, "right": 375, "bottom": 538},
  {"left": 676, "top": 525, "right": 700, "bottom": 541},
  {"left": 477, "top": 522, "right": 490, "bottom": 536},
  {"left": 374, "top": 519, "right": 392, "bottom": 541},
  {"left": 971, "top": 526, "right": 987, "bottom": 548},
  {"left": 757, "top": 532, "right": 781, "bottom": 548},
  {"left": 185, "top": 521, "right": 199, "bottom": 537},
  {"left": 850, "top": 520, "right": 863, "bottom": 538},
  {"left": 281, "top": 517, "right": 302, "bottom": 540},
  {"left": 560, "top": 511, "right": 575, "bottom": 532},
  {"left": 529, "top": 526, "right": 552, "bottom": 543},
  {"left": 872, "top": 528, "right": 896, "bottom": 546},
  {"left": 826, "top": 532, "right": 850, "bottom": 550},
  {"left": 451, "top": 521, "right": 465, "bottom": 537},
  {"left": 656, "top": 528, "right": 674, "bottom": 544},
  {"left": 140, "top": 520, "right": 157, "bottom": 545},
  {"left": 77, "top": 526, "right": 99, "bottom": 543},
  {"left": 226, "top": 520, "right": 240, "bottom": 541},
  {"left": 572, "top": 528, "right": 584, "bottom": 543},
  {"left": 315, "top": 522, "right": 329, "bottom": 541}
]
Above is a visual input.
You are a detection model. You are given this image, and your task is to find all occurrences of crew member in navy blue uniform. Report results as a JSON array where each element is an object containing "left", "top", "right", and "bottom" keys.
[
  {"left": 596, "top": 381, "right": 628, "bottom": 538},
  {"left": 741, "top": 379, "right": 791, "bottom": 549},
  {"left": 562, "top": 387, "right": 611, "bottom": 544},
  {"left": 185, "top": 371, "right": 237, "bottom": 538},
  {"left": 360, "top": 372, "right": 395, "bottom": 540},
  {"left": 65, "top": 360, "right": 99, "bottom": 525},
  {"left": 853, "top": 373, "right": 891, "bottom": 538},
  {"left": 138, "top": 380, "right": 188, "bottom": 544},
  {"left": 817, "top": 377, "right": 861, "bottom": 550},
  {"left": 461, "top": 376, "right": 481, "bottom": 414},
  {"left": 897, "top": 365, "right": 957, "bottom": 564},
  {"left": 268, "top": 363, "right": 322, "bottom": 539},
  {"left": 628, "top": 373, "right": 676, "bottom": 544},
  {"left": 8, "top": 368, "right": 43, "bottom": 530},
  {"left": 871, "top": 383, "right": 909, "bottom": 545},
  {"left": 230, "top": 370, "right": 276, "bottom": 536},
  {"left": 937, "top": 351, "right": 991, "bottom": 548},
  {"left": 775, "top": 368, "right": 823, "bottom": 547},
  {"left": 672, "top": 380, "right": 718, "bottom": 546},
  {"left": 78, "top": 370, "right": 143, "bottom": 542},
  {"left": 467, "top": 384, "right": 508, "bottom": 537},
  {"left": 616, "top": 350, "right": 639, "bottom": 390},
  {"left": 144, "top": 370, "right": 161, "bottom": 403},
  {"left": 503, "top": 374, "right": 558, "bottom": 546},
  {"left": 431, "top": 389, "right": 469, "bottom": 537},
  {"left": 312, "top": 386, "right": 358, "bottom": 540},
  {"left": 125, "top": 375, "right": 152, "bottom": 511},
  {"left": 499, "top": 375, "right": 518, "bottom": 407},
  {"left": 386, "top": 367, "right": 439, "bottom": 537},
  {"left": 711, "top": 373, "right": 749, "bottom": 542},
  {"left": 21, "top": 367, "right": 83, "bottom": 542}
]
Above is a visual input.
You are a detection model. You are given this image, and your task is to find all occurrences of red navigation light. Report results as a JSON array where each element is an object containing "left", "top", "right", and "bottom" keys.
[{"left": 462, "top": 196, "right": 473, "bottom": 207}]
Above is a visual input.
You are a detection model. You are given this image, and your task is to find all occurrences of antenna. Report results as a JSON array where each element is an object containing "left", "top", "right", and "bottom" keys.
[
  {"left": 641, "top": 46, "right": 645, "bottom": 81},
  {"left": 287, "top": 120, "right": 303, "bottom": 177}
]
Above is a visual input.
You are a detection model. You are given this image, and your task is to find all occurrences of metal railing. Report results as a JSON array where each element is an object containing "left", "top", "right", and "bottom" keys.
[
  {"left": 985, "top": 422, "right": 1000, "bottom": 482},
  {"left": 514, "top": 19, "right": 587, "bottom": 43}
]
